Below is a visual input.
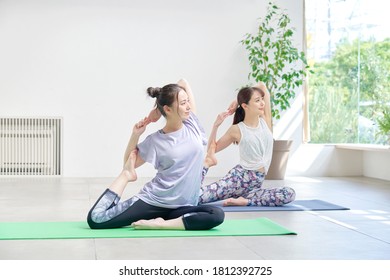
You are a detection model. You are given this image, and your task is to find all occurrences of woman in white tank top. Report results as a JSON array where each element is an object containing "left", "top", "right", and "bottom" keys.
[{"left": 199, "top": 82, "right": 296, "bottom": 206}]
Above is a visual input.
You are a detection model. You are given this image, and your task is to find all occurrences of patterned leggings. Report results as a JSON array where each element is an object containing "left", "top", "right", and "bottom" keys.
[{"left": 199, "top": 164, "right": 296, "bottom": 206}]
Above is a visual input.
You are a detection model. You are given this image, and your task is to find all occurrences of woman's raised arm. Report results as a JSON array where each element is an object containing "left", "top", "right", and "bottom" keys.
[
  {"left": 177, "top": 78, "right": 196, "bottom": 114},
  {"left": 255, "top": 82, "right": 272, "bottom": 131}
]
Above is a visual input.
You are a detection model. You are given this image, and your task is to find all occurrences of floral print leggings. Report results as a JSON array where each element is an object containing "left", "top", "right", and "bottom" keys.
[{"left": 199, "top": 164, "right": 296, "bottom": 206}]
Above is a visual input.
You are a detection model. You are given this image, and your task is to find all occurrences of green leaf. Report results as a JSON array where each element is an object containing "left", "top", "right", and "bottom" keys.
[{"left": 241, "top": 1, "right": 311, "bottom": 123}]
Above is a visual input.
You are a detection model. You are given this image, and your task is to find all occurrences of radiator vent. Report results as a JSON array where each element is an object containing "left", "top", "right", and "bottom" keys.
[{"left": 0, "top": 117, "right": 62, "bottom": 176}]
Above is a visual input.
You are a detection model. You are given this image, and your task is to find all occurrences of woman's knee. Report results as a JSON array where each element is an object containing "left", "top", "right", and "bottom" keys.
[
  {"left": 283, "top": 186, "right": 296, "bottom": 203},
  {"left": 182, "top": 206, "right": 225, "bottom": 230},
  {"left": 273, "top": 186, "right": 296, "bottom": 206},
  {"left": 87, "top": 208, "right": 110, "bottom": 229},
  {"left": 213, "top": 207, "right": 225, "bottom": 226},
  {"left": 87, "top": 212, "right": 100, "bottom": 229}
]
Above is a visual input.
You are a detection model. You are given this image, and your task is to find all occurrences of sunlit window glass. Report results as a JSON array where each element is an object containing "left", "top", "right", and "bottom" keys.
[{"left": 306, "top": 0, "right": 390, "bottom": 144}]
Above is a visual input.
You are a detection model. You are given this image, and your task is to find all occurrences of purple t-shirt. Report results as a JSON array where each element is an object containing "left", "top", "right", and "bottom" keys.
[{"left": 136, "top": 112, "right": 207, "bottom": 208}]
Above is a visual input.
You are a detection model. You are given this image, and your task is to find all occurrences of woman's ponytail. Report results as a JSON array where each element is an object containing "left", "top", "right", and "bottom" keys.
[{"left": 233, "top": 106, "right": 245, "bottom": 125}]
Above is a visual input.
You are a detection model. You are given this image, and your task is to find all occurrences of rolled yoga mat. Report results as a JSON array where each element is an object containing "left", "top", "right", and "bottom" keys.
[{"left": 0, "top": 218, "right": 296, "bottom": 240}]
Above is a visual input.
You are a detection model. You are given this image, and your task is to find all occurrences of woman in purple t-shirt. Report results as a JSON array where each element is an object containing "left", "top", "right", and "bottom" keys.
[{"left": 87, "top": 79, "right": 224, "bottom": 230}]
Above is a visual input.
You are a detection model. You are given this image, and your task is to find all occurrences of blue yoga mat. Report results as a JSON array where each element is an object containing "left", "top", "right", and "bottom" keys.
[{"left": 204, "top": 199, "right": 349, "bottom": 212}]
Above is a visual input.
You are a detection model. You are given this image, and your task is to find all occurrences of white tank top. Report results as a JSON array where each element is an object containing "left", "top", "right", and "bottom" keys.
[{"left": 237, "top": 118, "right": 273, "bottom": 173}]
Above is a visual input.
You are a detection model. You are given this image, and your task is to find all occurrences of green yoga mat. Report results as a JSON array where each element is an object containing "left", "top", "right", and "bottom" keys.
[{"left": 0, "top": 218, "right": 296, "bottom": 240}]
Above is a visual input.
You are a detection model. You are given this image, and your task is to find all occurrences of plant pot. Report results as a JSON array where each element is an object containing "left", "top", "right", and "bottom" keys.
[{"left": 265, "top": 140, "right": 293, "bottom": 180}]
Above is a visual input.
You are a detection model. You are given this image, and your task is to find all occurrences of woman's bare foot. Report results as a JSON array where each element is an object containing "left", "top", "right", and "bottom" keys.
[
  {"left": 131, "top": 218, "right": 165, "bottom": 229},
  {"left": 204, "top": 142, "right": 217, "bottom": 168},
  {"left": 123, "top": 149, "right": 137, "bottom": 182},
  {"left": 131, "top": 217, "right": 185, "bottom": 230},
  {"left": 223, "top": 197, "right": 249, "bottom": 206}
]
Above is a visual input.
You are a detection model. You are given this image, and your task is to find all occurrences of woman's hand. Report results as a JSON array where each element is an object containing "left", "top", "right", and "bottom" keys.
[
  {"left": 227, "top": 100, "right": 238, "bottom": 115},
  {"left": 214, "top": 111, "right": 230, "bottom": 127},
  {"left": 132, "top": 117, "right": 150, "bottom": 136},
  {"left": 147, "top": 108, "right": 161, "bottom": 123}
]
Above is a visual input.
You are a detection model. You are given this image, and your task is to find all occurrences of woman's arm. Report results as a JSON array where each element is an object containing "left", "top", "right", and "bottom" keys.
[
  {"left": 123, "top": 117, "right": 149, "bottom": 168},
  {"left": 177, "top": 78, "right": 196, "bottom": 114},
  {"left": 215, "top": 125, "right": 240, "bottom": 152},
  {"left": 255, "top": 82, "right": 272, "bottom": 131},
  {"left": 208, "top": 111, "right": 229, "bottom": 151},
  {"left": 208, "top": 111, "right": 240, "bottom": 153}
]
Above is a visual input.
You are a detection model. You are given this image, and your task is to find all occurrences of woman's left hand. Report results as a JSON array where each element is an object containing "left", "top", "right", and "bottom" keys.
[{"left": 147, "top": 108, "right": 161, "bottom": 123}]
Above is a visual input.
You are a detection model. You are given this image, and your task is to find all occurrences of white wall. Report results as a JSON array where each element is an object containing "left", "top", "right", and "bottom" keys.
[
  {"left": 287, "top": 144, "right": 390, "bottom": 181},
  {"left": 363, "top": 151, "right": 390, "bottom": 181},
  {"left": 0, "top": 0, "right": 305, "bottom": 177},
  {"left": 287, "top": 144, "right": 363, "bottom": 177}
]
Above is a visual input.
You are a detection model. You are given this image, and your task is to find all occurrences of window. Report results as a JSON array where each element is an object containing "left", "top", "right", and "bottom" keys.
[{"left": 306, "top": 0, "right": 389, "bottom": 144}]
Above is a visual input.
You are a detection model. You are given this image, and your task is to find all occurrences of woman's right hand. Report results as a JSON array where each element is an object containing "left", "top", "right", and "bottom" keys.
[
  {"left": 214, "top": 111, "right": 230, "bottom": 127},
  {"left": 133, "top": 117, "right": 150, "bottom": 136},
  {"left": 227, "top": 100, "right": 238, "bottom": 115}
]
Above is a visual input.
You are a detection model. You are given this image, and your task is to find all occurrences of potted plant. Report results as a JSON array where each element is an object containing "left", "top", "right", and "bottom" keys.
[{"left": 241, "top": 2, "right": 311, "bottom": 179}]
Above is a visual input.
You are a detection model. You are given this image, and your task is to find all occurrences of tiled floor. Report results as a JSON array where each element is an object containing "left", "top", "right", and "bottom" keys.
[{"left": 0, "top": 176, "right": 389, "bottom": 260}]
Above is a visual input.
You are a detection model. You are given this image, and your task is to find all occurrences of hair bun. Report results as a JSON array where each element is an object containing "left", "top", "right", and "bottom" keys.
[{"left": 147, "top": 87, "right": 161, "bottom": 98}]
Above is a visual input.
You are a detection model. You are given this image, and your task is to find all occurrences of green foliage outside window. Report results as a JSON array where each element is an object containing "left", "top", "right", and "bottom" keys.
[{"left": 309, "top": 38, "right": 390, "bottom": 144}]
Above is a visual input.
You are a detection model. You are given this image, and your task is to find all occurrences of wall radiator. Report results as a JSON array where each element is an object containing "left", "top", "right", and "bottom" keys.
[{"left": 0, "top": 117, "right": 62, "bottom": 176}]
